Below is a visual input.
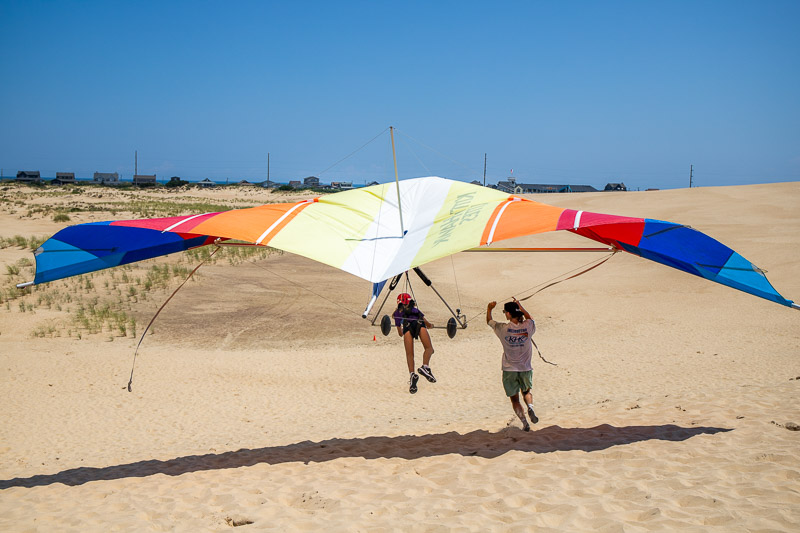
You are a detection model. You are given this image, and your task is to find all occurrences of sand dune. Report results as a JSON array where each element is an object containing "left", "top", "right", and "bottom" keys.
[{"left": 1, "top": 181, "right": 798, "bottom": 531}]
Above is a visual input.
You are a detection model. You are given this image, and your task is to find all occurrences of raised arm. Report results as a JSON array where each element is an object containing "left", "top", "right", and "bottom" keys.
[
  {"left": 513, "top": 297, "right": 532, "bottom": 320},
  {"left": 486, "top": 301, "right": 496, "bottom": 324}
]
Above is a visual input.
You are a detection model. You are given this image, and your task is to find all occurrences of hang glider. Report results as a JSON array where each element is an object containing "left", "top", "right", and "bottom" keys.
[{"left": 22, "top": 176, "right": 796, "bottom": 310}]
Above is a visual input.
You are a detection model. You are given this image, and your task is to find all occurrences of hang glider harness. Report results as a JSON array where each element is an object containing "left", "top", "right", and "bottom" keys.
[{"left": 366, "top": 266, "right": 467, "bottom": 340}]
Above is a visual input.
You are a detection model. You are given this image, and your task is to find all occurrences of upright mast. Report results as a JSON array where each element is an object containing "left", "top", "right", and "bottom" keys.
[{"left": 390, "top": 126, "right": 405, "bottom": 235}]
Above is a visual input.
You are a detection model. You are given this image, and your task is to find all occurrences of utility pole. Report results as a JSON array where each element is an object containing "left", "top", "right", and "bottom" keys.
[
  {"left": 267, "top": 152, "right": 270, "bottom": 186},
  {"left": 689, "top": 165, "right": 693, "bottom": 188},
  {"left": 483, "top": 153, "right": 487, "bottom": 187},
  {"left": 135, "top": 150, "right": 138, "bottom": 176}
]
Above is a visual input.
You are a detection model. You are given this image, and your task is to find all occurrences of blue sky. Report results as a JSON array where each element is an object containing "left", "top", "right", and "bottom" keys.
[{"left": 1, "top": 0, "right": 798, "bottom": 189}]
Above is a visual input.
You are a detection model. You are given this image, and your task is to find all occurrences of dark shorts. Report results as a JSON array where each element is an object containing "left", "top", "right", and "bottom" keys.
[{"left": 403, "top": 320, "right": 425, "bottom": 339}]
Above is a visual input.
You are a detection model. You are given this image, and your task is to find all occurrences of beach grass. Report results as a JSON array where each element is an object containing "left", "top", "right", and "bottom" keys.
[
  {"left": 0, "top": 184, "right": 300, "bottom": 339},
  {"left": 2, "top": 240, "right": 279, "bottom": 339}
]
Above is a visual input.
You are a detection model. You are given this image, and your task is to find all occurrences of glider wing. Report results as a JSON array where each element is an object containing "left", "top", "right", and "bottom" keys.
[{"left": 29, "top": 177, "right": 795, "bottom": 308}]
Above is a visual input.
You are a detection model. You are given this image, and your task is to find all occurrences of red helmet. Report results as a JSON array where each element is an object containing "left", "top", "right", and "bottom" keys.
[{"left": 397, "top": 293, "right": 412, "bottom": 305}]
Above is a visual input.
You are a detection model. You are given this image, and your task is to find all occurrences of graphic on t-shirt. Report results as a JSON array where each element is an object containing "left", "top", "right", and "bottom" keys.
[{"left": 504, "top": 327, "right": 529, "bottom": 346}]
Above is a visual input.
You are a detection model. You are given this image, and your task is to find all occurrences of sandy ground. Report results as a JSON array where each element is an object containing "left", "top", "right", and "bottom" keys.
[{"left": 0, "top": 180, "right": 798, "bottom": 531}]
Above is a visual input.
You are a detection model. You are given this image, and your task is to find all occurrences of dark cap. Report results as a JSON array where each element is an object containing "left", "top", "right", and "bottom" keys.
[{"left": 503, "top": 301, "right": 520, "bottom": 314}]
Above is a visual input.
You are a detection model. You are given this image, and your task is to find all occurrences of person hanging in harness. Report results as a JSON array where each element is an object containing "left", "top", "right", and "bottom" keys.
[
  {"left": 393, "top": 293, "right": 436, "bottom": 394},
  {"left": 486, "top": 298, "right": 539, "bottom": 431}
]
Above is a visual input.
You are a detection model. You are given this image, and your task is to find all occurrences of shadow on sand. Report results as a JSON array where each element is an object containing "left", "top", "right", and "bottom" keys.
[{"left": 1, "top": 423, "right": 730, "bottom": 489}]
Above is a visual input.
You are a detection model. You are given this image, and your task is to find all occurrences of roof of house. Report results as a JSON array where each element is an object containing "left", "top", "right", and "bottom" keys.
[{"left": 499, "top": 182, "right": 599, "bottom": 193}]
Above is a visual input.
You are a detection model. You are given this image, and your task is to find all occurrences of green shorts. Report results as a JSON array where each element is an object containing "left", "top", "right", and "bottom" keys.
[{"left": 502, "top": 370, "right": 533, "bottom": 397}]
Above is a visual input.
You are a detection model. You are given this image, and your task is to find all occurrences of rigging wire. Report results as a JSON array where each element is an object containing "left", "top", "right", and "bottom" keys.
[
  {"left": 245, "top": 257, "right": 363, "bottom": 317},
  {"left": 450, "top": 255, "right": 463, "bottom": 313},
  {"left": 397, "top": 135, "right": 432, "bottom": 176},
  {"left": 317, "top": 127, "right": 390, "bottom": 177},
  {"left": 367, "top": 184, "right": 386, "bottom": 286},
  {"left": 394, "top": 128, "right": 477, "bottom": 175}
]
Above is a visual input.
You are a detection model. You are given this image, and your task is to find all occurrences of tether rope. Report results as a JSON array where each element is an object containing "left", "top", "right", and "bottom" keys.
[
  {"left": 463, "top": 251, "right": 618, "bottom": 366},
  {"left": 517, "top": 250, "right": 617, "bottom": 303},
  {"left": 464, "top": 250, "right": 617, "bottom": 325},
  {"left": 127, "top": 245, "right": 221, "bottom": 392}
]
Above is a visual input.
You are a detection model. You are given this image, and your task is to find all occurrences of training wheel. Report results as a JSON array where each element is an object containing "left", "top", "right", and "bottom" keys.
[
  {"left": 446, "top": 317, "right": 457, "bottom": 339},
  {"left": 380, "top": 315, "right": 392, "bottom": 336}
]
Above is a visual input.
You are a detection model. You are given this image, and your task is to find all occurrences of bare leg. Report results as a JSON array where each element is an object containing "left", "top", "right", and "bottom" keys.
[
  {"left": 404, "top": 332, "right": 415, "bottom": 373},
  {"left": 522, "top": 389, "right": 538, "bottom": 424},
  {"left": 418, "top": 327, "right": 434, "bottom": 366},
  {"left": 510, "top": 394, "right": 530, "bottom": 431},
  {"left": 522, "top": 389, "right": 532, "bottom": 406}
]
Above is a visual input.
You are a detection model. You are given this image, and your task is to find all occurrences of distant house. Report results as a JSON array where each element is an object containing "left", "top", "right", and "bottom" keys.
[
  {"left": 237, "top": 180, "right": 256, "bottom": 186},
  {"left": 198, "top": 178, "right": 216, "bottom": 188},
  {"left": 497, "top": 178, "right": 598, "bottom": 194},
  {"left": 518, "top": 184, "right": 598, "bottom": 193},
  {"left": 330, "top": 181, "right": 353, "bottom": 190},
  {"left": 567, "top": 185, "right": 599, "bottom": 193},
  {"left": 604, "top": 182, "right": 627, "bottom": 191},
  {"left": 52, "top": 172, "right": 76, "bottom": 185},
  {"left": 166, "top": 176, "right": 190, "bottom": 188},
  {"left": 303, "top": 176, "right": 320, "bottom": 188},
  {"left": 366, "top": 181, "right": 379, "bottom": 187},
  {"left": 16, "top": 171, "right": 41, "bottom": 183},
  {"left": 133, "top": 174, "right": 157, "bottom": 187},
  {"left": 288, "top": 180, "right": 302, "bottom": 188},
  {"left": 496, "top": 178, "right": 516, "bottom": 193},
  {"left": 93, "top": 172, "right": 119, "bottom": 184},
  {"left": 470, "top": 180, "right": 483, "bottom": 186}
]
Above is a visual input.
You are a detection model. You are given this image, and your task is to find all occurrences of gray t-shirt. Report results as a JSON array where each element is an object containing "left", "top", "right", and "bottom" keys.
[{"left": 488, "top": 318, "right": 536, "bottom": 372}]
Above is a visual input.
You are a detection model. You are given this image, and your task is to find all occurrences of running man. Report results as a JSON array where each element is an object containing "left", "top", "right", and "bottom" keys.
[{"left": 486, "top": 298, "right": 539, "bottom": 431}]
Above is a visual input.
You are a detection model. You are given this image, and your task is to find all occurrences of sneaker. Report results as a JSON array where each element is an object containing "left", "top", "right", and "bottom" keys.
[
  {"left": 418, "top": 366, "right": 436, "bottom": 383},
  {"left": 527, "top": 406, "right": 539, "bottom": 424},
  {"left": 409, "top": 373, "right": 419, "bottom": 394},
  {"left": 522, "top": 420, "right": 531, "bottom": 432}
]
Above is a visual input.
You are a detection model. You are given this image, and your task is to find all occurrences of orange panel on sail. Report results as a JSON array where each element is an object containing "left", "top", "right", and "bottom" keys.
[{"left": 483, "top": 199, "right": 565, "bottom": 244}]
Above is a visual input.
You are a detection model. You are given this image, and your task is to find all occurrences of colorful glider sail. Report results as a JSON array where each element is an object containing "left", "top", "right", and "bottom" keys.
[{"left": 29, "top": 176, "right": 795, "bottom": 309}]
